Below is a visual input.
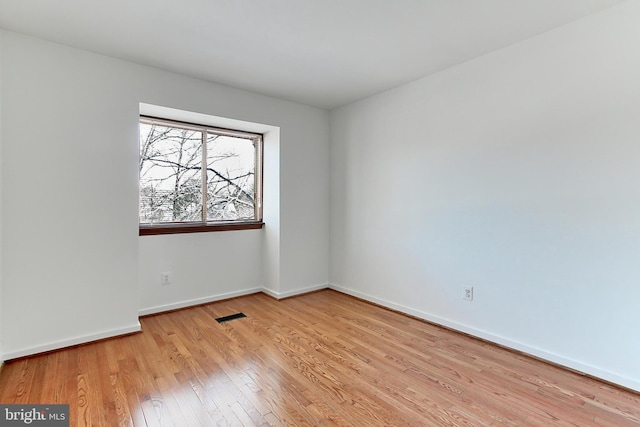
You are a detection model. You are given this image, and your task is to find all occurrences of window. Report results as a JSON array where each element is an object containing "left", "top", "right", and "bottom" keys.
[{"left": 139, "top": 116, "right": 263, "bottom": 235}]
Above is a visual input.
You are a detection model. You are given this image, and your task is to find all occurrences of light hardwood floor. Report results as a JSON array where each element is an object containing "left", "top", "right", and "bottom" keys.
[{"left": 0, "top": 290, "right": 638, "bottom": 426}]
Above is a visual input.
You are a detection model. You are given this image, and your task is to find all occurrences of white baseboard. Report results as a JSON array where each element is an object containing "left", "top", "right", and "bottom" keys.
[
  {"left": 329, "top": 284, "right": 640, "bottom": 393},
  {"left": 2, "top": 323, "right": 141, "bottom": 361},
  {"left": 261, "top": 283, "right": 329, "bottom": 300},
  {"left": 140, "top": 284, "right": 329, "bottom": 315},
  {"left": 139, "top": 287, "right": 263, "bottom": 316},
  {"left": 9, "top": 283, "right": 636, "bottom": 392}
]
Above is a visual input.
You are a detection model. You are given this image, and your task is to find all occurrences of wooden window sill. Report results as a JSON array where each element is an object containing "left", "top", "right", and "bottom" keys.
[{"left": 139, "top": 222, "right": 264, "bottom": 236}]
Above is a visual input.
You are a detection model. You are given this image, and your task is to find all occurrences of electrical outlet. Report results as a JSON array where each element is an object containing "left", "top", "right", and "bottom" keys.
[
  {"left": 463, "top": 286, "right": 473, "bottom": 301},
  {"left": 161, "top": 271, "right": 172, "bottom": 286}
]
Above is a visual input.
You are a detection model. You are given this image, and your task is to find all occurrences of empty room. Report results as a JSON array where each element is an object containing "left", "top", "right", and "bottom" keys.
[{"left": 0, "top": 0, "right": 639, "bottom": 425}]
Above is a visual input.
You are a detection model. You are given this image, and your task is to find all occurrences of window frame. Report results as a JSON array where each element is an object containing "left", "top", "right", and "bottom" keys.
[{"left": 138, "top": 115, "right": 264, "bottom": 236}]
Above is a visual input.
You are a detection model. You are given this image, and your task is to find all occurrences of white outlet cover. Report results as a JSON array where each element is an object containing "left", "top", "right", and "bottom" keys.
[{"left": 161, "top": 272, "right": 172, "bottom": 285}]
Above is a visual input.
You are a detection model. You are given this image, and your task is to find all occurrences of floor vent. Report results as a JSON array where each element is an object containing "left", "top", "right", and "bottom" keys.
[{"left": 216, "top": 313, "right": 247, "bottom": 323}]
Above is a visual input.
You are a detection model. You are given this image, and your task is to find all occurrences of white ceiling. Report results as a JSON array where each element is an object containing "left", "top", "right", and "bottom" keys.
[{"left": 0, "top": 0, "right": 625, "bottom": 109}]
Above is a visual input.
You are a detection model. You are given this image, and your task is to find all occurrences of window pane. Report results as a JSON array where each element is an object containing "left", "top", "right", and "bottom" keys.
[
  {"left": 206, "top": 132, "right": 256, "bottom": 221},
  {"left": 139, "top": 123, "right": 203, "bottom": 223}
]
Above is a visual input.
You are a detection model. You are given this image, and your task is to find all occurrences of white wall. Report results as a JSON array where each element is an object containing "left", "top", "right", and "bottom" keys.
[
  {"left": 133, "top": 71, "right": 330, "bottom": 307},
  {"left": 136, "top": 104, "right": 278, "bottom": 314},
  {"left": 1, "top": 31, "right": 142, "bottom": 358},
  {"left": 278, "top": 112, "right": 331, "bottom": 296},
  {"left": 330, "top": 1, "right": 640, "bottom": 392},
  {"left": 0, "top": 30, "right": 330, "bottom": 358},
  {"left": 138, "top": 231, "right": 263, "bottom": 315}
]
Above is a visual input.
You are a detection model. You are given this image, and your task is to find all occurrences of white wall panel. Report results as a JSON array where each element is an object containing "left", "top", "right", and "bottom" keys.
[{"left": 330, "top": 2, "right": 640, "bottom": 391}]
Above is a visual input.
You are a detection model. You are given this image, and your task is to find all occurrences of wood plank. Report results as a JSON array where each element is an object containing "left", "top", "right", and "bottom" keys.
[{"left": 0, "top": 290, "right": 638, "bottom": 426}]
